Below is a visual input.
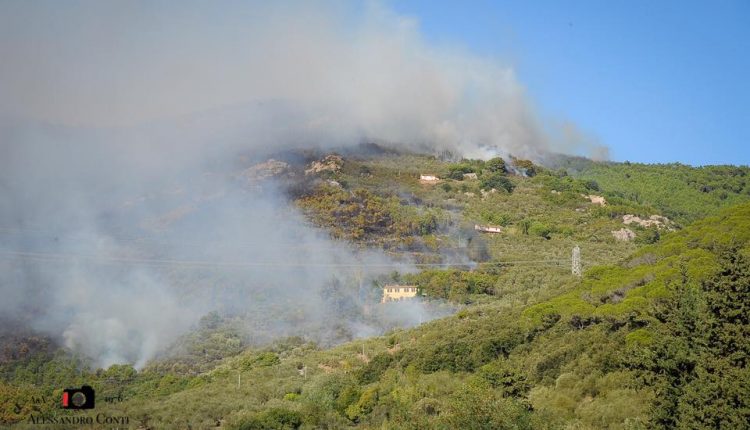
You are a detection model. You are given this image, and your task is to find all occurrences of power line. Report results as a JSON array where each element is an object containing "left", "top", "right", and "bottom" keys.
[
  {"left": 0, "top": 249, "right": 567, "bottom": 270},
  {"left": 0, "top": 226, "right": 572, "bottom": 259}
]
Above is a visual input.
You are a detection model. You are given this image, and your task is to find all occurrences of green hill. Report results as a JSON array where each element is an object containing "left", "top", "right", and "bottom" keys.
[
  {"left": 5, "top": 200, "right": 744, "bottom": 429},
  {"left": 2, "top": 152, "right": 749, "bottom": 429},
  {"left": 557, "top": 158, "right": 750, "bottom": 224}
]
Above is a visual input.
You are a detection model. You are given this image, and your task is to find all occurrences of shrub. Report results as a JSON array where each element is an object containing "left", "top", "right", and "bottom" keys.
[
  {"left": 236, "top": 408, "right": 303, "bottom": 430},
  {"left": 512, "top": 158, "right": 537, "bottom": 177},
  {"left": 356, "top": 353, "right": 395, "bottom": 384},
  {"left": 440, "top": 384, "right": 535, "bottom": 429},
  {"left": 240, "top": 352, "right": 280, "bottom": 370},
  {"left": 345, "top": 386, "right": 379, "bottom": 422},
  {"left": 583, "top": 179, "right": 600, "bottom": 191},
  {"left": 485, "top": 157, "right": 507, "bottom": 173},
  {"left": 636, "top": 228, "right": 660, "bottom": 244},
  {"left": 480, "top": 173, "right": 515, "bottom": 193},
  {"left": 447, "top": 164, "right": 475, "bottom": 180},
  {"left": 480, "top": 210, "right": 511, "bottom": 226},
  {"left": 335, "top": 385, "right": 361, "bottom": 417},
  {"left": 529, "top": 222, "right": 552, "bottom": 239},
  {"left": 518, "top": 219, "right": 532, "bottom": 235}
]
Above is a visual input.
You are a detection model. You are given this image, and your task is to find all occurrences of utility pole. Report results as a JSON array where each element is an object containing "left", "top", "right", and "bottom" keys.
[
  {"left": 355, "top": 268, "right": 363, "bottom": 293},
  {"left": 572, "top": 245, "right": 581, "bottom": 277}
]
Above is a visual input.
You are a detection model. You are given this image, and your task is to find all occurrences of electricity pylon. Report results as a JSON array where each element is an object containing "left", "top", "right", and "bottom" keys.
[{"left": 572, "top": 245, "right": 581, "bottom": 277}]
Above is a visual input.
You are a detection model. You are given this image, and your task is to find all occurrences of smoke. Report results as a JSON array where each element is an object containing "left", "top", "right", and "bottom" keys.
[
  {"left": 0, "top": 1, "right": 597, "bottom": 368},
  {"left": 547, "top": 121, "right": 610, "bottom": 162},
  {"left": 0, "top": 0, "right": 606, "bottom": 160},
  {"left": 0, "top": 130, "right": 457, "bottom": 368}
]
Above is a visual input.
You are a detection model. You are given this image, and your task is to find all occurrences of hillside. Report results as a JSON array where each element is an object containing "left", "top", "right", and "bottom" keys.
[
  {"left": 552, "top": 157, "right": 750, "bottom": 224},
  {"left": 2, "top": 151, "right": 749, "bottom": 429},
  {"left": 2, "top": 2, "right": 748, "bottom": 429},
  {"left": 292, "top": 151, "right": 662, "bottom": 304}
]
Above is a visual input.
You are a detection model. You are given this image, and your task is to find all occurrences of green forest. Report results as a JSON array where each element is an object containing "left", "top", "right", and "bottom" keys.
[{"left": 2, "top": 152, "right": 749, "bottom": 429}]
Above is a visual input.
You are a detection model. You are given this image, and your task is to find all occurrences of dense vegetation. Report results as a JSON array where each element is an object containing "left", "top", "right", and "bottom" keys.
[
  {"left": 2, "top": 149, "right": 749, "bottom": 429},
  {"left": 555, "top": 159, "right": 750, "bottom": 224}
]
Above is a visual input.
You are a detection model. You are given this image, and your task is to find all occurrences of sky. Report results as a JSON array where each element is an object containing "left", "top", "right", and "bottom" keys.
[
  {"left": 1, "top": 1, "right": 748, "bottom": 165},
  {"left": 389, "top": 0, "right": 750, "bottom": 165}
]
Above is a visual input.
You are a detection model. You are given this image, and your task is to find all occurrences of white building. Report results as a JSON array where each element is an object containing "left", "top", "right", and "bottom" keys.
[
  {"left": 474, "top": 224, "right": 503, "bottom": 233},
  {"left": 381, "top": 285, "right": 419, "bottom": 303}
]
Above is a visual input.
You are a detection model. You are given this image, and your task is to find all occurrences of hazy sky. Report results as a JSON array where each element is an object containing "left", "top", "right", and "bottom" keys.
[
  {"left": 1, "top": 1, "right": 747, "bottom": 165},
  {"left": 390, "top": 0, "right": 750, "bottom": 165}
]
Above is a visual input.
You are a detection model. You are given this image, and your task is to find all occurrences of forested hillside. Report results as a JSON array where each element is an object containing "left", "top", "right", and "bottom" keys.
[
  {"left": 558, "top": 159, "right": 750, "bottom": 224},
  {"left": 2, "top": 151, "right": 749, "bottom": 429}
]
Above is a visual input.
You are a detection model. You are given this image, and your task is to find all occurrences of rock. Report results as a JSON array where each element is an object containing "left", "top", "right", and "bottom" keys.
[
  {"left": 612, "top": 228, "right": 636, "bottom": 241},
  {"left": 419, "top": 174, "right": 440, "bottom": 183},
  {"left": 239, "top": 159, "right": 289, "bottom": 183},
  {"left": 479, "top": 189, "right": 498, "bottom": 198},
  {"left": 463, "top": 172, "right": 478, "bottom": 180},
  {"left": 623, "top": 214, "right": 673, "bottom": 229},
  {"left": 586, "top": 194, "right": 607, "bottom": 206},
  {"left": 305, "top": 154, "right": 343, "bottom": 175}
]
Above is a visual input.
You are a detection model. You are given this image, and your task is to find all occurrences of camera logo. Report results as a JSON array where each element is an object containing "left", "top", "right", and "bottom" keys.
[{"left": 61, "top": 385, "right": 95, "bottom": 409}]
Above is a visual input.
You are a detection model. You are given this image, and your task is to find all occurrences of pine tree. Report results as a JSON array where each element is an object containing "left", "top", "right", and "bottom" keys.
[{"left": 633, "top": 247, "right": 750, "bottom": 428}]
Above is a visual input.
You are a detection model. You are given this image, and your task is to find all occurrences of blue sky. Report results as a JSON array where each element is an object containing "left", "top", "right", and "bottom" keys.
[{"left": 388, "top": 1, "right": 750, "bottom": 165}]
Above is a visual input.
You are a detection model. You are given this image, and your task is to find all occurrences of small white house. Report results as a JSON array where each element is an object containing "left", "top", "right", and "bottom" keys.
[{"left": 474, "top": 224, "right": 503, "bottom": 233}]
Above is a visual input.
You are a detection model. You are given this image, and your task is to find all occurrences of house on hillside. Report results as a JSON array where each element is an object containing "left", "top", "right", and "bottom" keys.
[
  {"left": 474, "top": 224, "right": 503, "bottom": 233},
  {"left": 381, "top": 285, "right": 419, "bottom": 303}
]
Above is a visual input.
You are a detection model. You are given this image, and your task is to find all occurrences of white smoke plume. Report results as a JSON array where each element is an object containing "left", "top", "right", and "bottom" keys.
[
  {"left": 0, "top": 0, "right": 607, "bottom": 159},
  {"left": 0, "top": 1, "right": 599, "bottom": 368}
]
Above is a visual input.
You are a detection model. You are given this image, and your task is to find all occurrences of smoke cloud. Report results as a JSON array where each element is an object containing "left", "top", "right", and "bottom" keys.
[
  {"left": 0, "top": 0, "right": 607, "bottom": 159},
  {"left": 0, "top": 1, "right": 599, "bottom": 367}
]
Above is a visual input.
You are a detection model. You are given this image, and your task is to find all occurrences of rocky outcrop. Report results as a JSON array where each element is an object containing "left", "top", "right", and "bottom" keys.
[
  {"left": 586, "top": 194, "right": 607, "bottom": 206},
  {"left": 305, "top": 154, "right": 343, "bottom": 175},
  {"left": 612, "top": 228, "right": 636, "bottom": 241},
  {"left": 623, "top": 214, "right": 673, "bottom": 229},
  {"left": 240, "top": 159, "right": 290, "bottom": 183},
  {"left": 419, "top": 174, "right": 440, "bottom": 184}
]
